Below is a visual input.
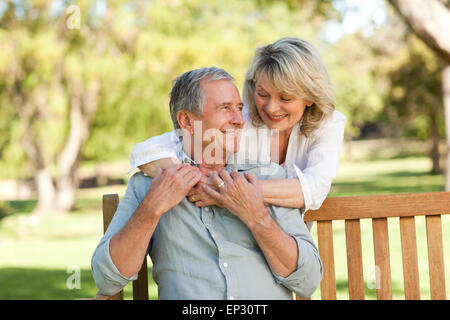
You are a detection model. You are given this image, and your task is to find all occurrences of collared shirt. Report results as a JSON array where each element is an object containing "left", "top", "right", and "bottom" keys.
[
  {"left": 129, "top": 108, "right": 346, "bottom": 215},
  {"left": 92, "top": 150, "right": 323, "bottom": 300}
]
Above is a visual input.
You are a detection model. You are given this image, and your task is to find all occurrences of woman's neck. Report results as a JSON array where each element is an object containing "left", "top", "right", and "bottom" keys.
[{"left": 271, "top": 127, "right": 293, "bottom": 164}]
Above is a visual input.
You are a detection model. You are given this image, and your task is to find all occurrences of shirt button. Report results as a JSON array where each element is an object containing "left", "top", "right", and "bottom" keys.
[
  {"left": 223, "top": 262, "right": 228, "bottom": 268},
  {"left": 204, "top": 207, "right": 210, "bottom": 211}
]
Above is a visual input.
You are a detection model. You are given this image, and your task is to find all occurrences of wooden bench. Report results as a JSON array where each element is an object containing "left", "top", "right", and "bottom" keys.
[{"left": 98, "top": 192, "right": 449, "bottom": 300}]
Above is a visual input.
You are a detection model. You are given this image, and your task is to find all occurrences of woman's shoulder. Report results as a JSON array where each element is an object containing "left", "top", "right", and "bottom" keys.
[
  {"left": 315, "top": 109, "right": 346, "bottom": 132},
  {"left": 326, "top": 109, "right": 346, "bottom": 125}
]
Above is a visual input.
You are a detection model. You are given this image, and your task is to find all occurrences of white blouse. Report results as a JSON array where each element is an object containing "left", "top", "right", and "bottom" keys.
[{"left": 129, "top": 109, "right": 346, "bottom": 214}]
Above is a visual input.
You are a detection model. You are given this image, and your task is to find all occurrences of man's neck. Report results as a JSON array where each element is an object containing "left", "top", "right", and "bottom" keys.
[{"left": 197, "top": 163, "right": 226, "bottom": 175}]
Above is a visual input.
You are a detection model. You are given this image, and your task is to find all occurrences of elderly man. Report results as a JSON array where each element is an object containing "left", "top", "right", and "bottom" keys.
[{"left": 91, "top": 67, "right": 322, "bottom": 299}]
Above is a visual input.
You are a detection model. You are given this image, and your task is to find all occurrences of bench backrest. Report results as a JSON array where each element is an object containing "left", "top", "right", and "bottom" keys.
[
  {"left": 102, "top": 194, "right": 149, "bottom": 300},
  {"left": 102, "top": 192, "right": 449, "bottom": 300},
  {"left": 303, "top": 192, "right": 449, "bottom": 300}
]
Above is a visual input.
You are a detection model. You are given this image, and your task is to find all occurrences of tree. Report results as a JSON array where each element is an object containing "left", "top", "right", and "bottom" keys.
[
  {"left": 387, "top": 0, "right": 450, "bottom": 188},
  {"left": 0, "top": 0, "right": 336, "bottom": 215},
  {"left": 0, "top": 0, "right": 137, "bottom": 214}
]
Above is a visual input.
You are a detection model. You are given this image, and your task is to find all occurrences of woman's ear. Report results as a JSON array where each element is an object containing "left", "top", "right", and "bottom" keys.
[
  {"left": 305, "top": 100, "right": 313, "bottom": 107},
  {"left": 177, "top": 110, "right": 195, "bottom": 135}
]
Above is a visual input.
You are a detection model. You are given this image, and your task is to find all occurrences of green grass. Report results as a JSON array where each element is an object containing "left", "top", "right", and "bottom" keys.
[{"left": 0, "top": 156, "right": 448, "bottom": 300}]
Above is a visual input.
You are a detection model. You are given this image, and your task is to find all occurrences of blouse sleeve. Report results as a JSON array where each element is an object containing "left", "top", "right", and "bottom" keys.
[
  {"left": 128, "top": 130, "right": 181, "bottom": 173},
  {"left": 293, "top": 111, "right": 346, "bottom": 214}
]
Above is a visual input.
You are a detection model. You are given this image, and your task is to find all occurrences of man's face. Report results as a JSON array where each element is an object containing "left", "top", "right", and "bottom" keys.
[{"left": 192, "top": 79, "right": 244, "bottom": 164}]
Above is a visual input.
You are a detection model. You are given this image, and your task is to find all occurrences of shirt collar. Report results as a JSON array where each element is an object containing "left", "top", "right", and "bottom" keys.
[{"left": 176, "top": 145, "right": 260, "bottom": 171}]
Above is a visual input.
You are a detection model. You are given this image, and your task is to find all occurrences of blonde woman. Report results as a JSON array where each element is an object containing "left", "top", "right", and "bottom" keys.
[{"left": 129, "top": 37, "right": 346, "bottom": 218}]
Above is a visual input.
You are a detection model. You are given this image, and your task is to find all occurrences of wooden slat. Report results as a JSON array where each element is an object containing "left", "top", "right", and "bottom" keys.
[
  {"left": 372, "top": 218, "right": 392, "bottom": 300},
  {"left": 102, "top": 194, "right": 119, "bottom": 233},
  {"left": 345, "top": 219, "right": 365, "bottom": 299},
  {"left": 133, "top": 257, "right": 149, "bottom": 300},
  {"left": 399, "top": 216, "right": 420, "bottom": 300},
  {"left": 425, "top": 215, "right": 446, "bottom": 300},
  {"left": 101, "top": 194, "right": 123, "bottom": 300},
  {"left": 304, "top": 192, "right": 450, "bottom": 222},
  {"left": 317, "top": 220, "right": 336, "bottom": 300}
]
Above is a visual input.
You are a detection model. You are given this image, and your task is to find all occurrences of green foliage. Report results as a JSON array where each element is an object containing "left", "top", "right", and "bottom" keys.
[
  {"left": 383, "top": 37, "right": 445, "bottom": 140},
  {"left": 0, "top": 0, "right": 444, "bottom": 179}
]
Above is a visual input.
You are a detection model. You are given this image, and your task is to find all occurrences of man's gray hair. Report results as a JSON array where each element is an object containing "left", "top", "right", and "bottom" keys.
[{"left": 169, "top": 66, "right": 234, "bottom": 130}]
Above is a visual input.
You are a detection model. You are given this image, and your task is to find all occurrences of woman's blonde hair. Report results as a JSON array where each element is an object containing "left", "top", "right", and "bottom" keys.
[{"left": 243, "top": 37, "right": 335, "bottom": 136}]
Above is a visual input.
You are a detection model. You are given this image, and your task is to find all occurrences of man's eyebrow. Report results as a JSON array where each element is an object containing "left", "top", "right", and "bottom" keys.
[{"left": 217, "top": 101, "right": 243, "bottom": 107}]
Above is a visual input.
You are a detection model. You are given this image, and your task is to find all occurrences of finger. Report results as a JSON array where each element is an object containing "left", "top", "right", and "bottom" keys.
[
  {"left": 187, "top": 186, "right": 201, "bottom": 197},
  {"left": 219, "top": 169, "right": 234, "bottom": 186},
  {"left": 230, "top": 171, "right": 244, "bottom": 182},
  {"left": 167, "top": 163, "right": 185, "bottom": 172},
  {"left": 154, "top": 167, "right": 163, "bottom": 180},
  {"left": 202, "top": 183, "right": 222, "bottom": 200},
  {"left": 185, "top": 170, "right": 202, "bottom": 187},
  {"left": 176, "top": 164, "right": 196, "bottom": 177},
  {"left": 244, "top": 172, "right": 258, "bottom": 184},
  {"left": 195, "top": 200, "right": 214, "bottom": 207},
  {"left": 200, "top": 174, "right": 215, "bottom": 186},
  {"left": 210, "top": 171, "right": 225, "bottom": 189}
]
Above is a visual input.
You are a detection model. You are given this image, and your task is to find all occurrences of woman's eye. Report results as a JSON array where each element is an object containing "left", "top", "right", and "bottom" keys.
[
  {"left": 280, "top": 96, "right": 292, "bottom": 102},
  {"left": 257, "top": 92, "right": 268, "bottom": 97}
]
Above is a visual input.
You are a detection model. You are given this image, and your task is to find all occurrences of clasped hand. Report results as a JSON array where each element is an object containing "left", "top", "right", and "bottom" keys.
[
  {"left": 145, "top": 164, "right": 267, "bottom": 225},
  {"left": 201, "top": 170, "right": 268, "bottom": 226}
]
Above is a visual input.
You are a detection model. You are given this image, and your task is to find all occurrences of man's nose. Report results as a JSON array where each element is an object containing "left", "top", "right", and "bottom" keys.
[{"left": 231, "top": 108, "right": 244, "bottom": 126}]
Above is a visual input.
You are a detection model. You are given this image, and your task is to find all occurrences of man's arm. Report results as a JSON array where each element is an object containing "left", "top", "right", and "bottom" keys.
[
  {"left": 203, "top": 169, "right": 322, "bottom": 297},
  {"left": 202, "top": 171, "right": 298, "bottom": 277},
  {"left": 110, "top": 164, "right": 201, "bottom": 277},
  {"left": 91, "top": 164, "right": 201, "bottom": 294}
]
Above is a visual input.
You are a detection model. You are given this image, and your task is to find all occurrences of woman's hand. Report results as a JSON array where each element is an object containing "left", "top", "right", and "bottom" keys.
[
  {"left": 187, "top": 174, "right": 223, "bottom": 208},
  {"left": 202, "top": 170, "right": 268, "bottom": 226}
]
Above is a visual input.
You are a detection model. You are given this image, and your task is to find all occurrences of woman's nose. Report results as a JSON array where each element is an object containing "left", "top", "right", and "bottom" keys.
[{"left": 264, "top": 98, "right": 280, "bottom": 114}]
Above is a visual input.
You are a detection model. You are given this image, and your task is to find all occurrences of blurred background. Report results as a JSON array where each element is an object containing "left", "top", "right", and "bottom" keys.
[{"left": 0, "top": 0, "right": 449, "bottom": 299}]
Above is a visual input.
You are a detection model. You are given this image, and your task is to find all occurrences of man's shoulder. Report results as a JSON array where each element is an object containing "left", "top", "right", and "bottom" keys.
[
  {"left": 127, "top": 172, "right": 152, "bottom": 199},
  {"left": 129, "top": 171, "right": 152, "bottom": 183}
]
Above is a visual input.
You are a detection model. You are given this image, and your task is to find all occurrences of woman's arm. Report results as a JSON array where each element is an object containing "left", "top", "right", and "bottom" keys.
[
  {"left": 261, "top": 178, "right": 305, "bottom": 209},
  {"left": 139, "top": 158, "right": 181, "bottom": 178}
]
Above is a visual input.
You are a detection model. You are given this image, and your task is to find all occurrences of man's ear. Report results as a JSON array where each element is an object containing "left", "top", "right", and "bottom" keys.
[{"left": 177, "top": 110, "right": 196, "bottom": 135}]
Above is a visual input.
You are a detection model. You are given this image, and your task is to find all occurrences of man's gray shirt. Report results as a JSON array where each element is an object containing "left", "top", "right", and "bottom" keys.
[{"left": 91, "top": 156, "right": 322, "bottom": 299}]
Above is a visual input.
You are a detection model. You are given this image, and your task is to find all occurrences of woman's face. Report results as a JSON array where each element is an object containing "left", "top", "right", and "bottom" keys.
[{"left": 253, "top": 73, "right": 312, "bottom": 133}]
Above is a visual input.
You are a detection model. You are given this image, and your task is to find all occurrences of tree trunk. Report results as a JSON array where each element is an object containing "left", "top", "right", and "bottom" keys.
[
  {"left": 387, "top": 0, "right": 450, "bottom": 189},
  {"left": 429, "top": 112, "right": 441, "bottom": 174},
  {"left": 34, "top": 167, "right": 56, "bottom": 215},
  {"left": 388, "top": 0, "right": 450, "bottom": 63},
  {"left": 55, "top": 79, "right": 100, "bottom": 211},
  {"left": 444, "top": 65, "right": 450, "bottom": 190}
]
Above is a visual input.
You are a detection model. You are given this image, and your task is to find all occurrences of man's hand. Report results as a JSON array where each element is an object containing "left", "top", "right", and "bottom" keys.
[
  {"left": 187, "top": 174, "right": 223, "bottom": 208},
  {"left": 144, "top": 164, "right": 202, "bottom": 217},
  {"left": 202, "top": 170, "right": 268, "bottom": 227}
]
